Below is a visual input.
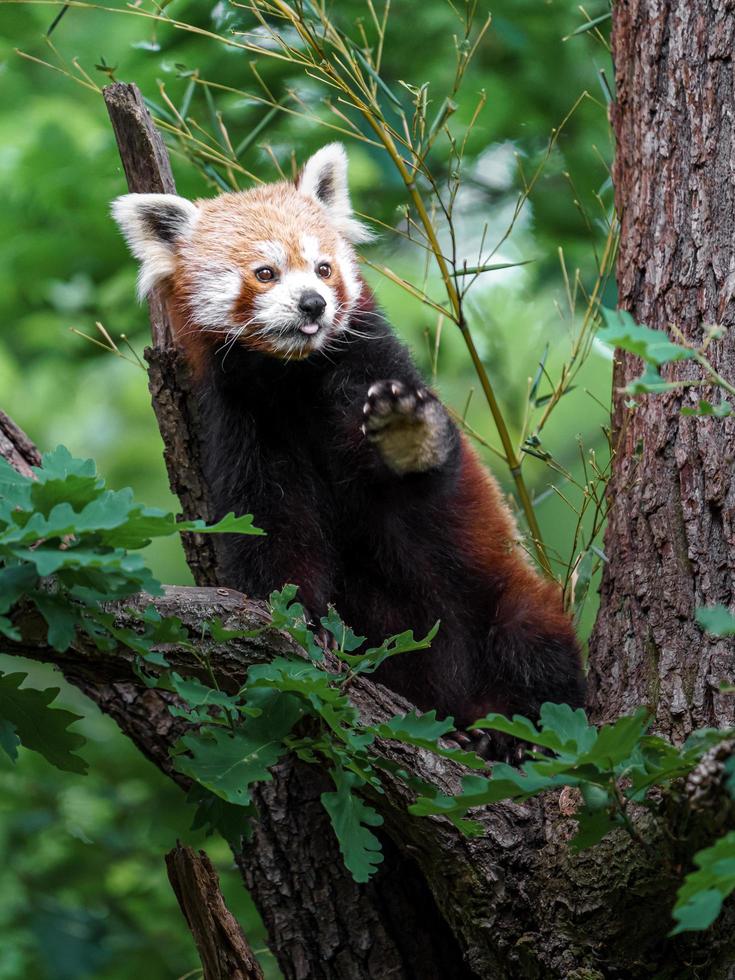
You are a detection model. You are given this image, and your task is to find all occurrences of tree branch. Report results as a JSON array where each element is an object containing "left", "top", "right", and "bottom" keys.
[
  {"left": 6, "top": 571, "right": 734, "bottom": 978},
  {"left": 165, "top": 843, "right": 265, "bottom": 980},
  {"left": 104, "top": 81, "right": 220, "bottom": 586}
]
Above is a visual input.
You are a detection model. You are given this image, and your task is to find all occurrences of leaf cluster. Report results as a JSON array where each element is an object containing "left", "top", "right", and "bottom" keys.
[
  {"left": 599, "top": 307, "right": 734, "bottom": 416},
  {"left": 169, "top": 584, "right": 453, "bottom": 882},
  {"left": 411, "top": 692, "right": 735, "bottom": 933},
  {"left": 0, "top": 445, "right": 261, "bottom": 770}
]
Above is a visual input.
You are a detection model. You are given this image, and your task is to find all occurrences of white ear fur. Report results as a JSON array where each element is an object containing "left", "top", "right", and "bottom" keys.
[
  {"left": 298, "top": 143, "right": 373, "bottom": 244},
  {"left": 111, "top": 193, "right": 199, "bottom": 300}
]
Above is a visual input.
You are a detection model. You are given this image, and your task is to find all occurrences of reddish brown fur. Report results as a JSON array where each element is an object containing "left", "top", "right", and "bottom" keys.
[
  {"left": 456, "top": 437, "right": 573, "bottom": 630},
  {"left": 168, "top": 182, "right": 352, "bottom": 372}
]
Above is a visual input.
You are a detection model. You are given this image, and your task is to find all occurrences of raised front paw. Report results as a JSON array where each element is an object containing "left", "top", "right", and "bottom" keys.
[
  {"left": 360, "top": 380, "right": 451, "bottom": 475},
  {"left": 362, "top": 380, "right": 427, "bottom": 431}
]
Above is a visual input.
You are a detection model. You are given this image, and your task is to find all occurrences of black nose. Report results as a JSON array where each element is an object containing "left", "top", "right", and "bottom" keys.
[{"left": 298, "top": 290, "right": 327, "bottom": 320}]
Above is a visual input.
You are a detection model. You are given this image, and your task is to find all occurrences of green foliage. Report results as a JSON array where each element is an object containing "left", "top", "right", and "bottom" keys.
[
  {"left": 3, "top": 447, "right": 735, "bottom": 943},
  {"left": 177, "top": 692, "right": 304, "bottom": 806},
  {"left": 3, "top": 0, "right": 732, "bottom": 967},
  {"left": 697, "top": 605, "right": 735, "bottom": 637},
  {"left": 681, "top": 399, "right": 733, "bottom": 418},
  {"left": 321, "top": 767, "right": 384, "bottom": 883},
  {"left": 373, "top": 710, "right": 486, "bottom": 768},
  {"left": 598, "top": 307, "right": 693, "bottom": 396},
  {"left": 672, "top": 832, "right": 735, "bottom": 934},
  {"left": 165, "top": 591, "right": 447, "bottom": 869},
  {"left": 0, "top": 691, "right": 278, "bottom": 980},
  {"left": 598, "top": 308, "right": 693, "bottom": 367},
  {"left": 411, "top": 702, "right": 735, "bottom": 921},
  {"left": 0, "top": 672, "right": 86, "bottom": 773},
  {"left": 599, "top": 308, "right": 735, "bottom": 413},
  {"left": 0, "top": 446, "right": 261, "bottom": 774}
]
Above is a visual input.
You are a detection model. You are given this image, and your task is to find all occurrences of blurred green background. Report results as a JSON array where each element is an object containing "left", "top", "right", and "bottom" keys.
[{"left": 0, "top": 2, "right": 613, "bottom": 977}]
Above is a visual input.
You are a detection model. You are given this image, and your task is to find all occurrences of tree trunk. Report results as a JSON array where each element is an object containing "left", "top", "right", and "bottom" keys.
[{"left": 589, "top": 0, "right": 735, "bottom": 742}]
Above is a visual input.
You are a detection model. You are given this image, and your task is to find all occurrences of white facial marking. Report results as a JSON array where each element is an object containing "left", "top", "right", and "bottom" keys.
[
  {"left": 252, "top": 266, "right": 337, "bottom": 355},
  {"left": 187, "top": 265, "right": 242, "bottom": 330},
  {"left": 301, "top": 234, "right": 321, "bottom": 266},
  {"left": 335, "top": 240, "right": 361, "bottom": 305},
  {"left": 255, "top": 240, "right": 287, "bottom": 268}
]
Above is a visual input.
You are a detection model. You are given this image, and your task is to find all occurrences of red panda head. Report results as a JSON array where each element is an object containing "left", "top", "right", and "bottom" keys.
[{"left": 111, "top": 143, "right": 372, "bottom": 371}]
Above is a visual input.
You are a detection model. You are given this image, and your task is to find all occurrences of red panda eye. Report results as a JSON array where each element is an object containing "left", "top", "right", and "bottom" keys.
[
  {"left": 317, "top": 262, "right": 332, "bottom": 279},
  {"left": 255, "top": 266, "right": 275, "bottom": 282}
]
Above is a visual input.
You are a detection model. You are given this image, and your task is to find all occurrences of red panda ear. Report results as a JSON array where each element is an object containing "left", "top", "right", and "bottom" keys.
[
  {"left": 111, "top": 193, "right": 199, "bottom": 300},
  {"left": 297, "top": 143, "right": 373, "bottom": 244}
]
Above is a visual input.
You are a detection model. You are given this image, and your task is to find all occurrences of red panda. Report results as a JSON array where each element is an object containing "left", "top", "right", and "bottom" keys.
[{"left": 112, "top": 143, "right": 585, "bottom": 756}]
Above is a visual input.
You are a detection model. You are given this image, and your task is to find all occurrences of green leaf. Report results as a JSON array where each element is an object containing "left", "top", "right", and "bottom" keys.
[
  {"left": 0, "top": 564, "right": 38, "bottom": 614},
  {"left": 577, "top": 709, "right": 650, "bottom": 768},
  {"left": 320, "top": 606, "right": 366, "bottom": 653},
  {"left": 0, "top": 672, "right": 87, "bottom": 773},
  {"left": 33, "top": 592, "right": 80, "bottom": 651},
  {"left": 409, "top": 765, "right": 567, "bottom": 832},
  {"left": 696, "top": 605, "right": 735, "bottom": 637},
  {"left": 348, "top": 622, "right": 440, "bottom": 675},
  {"left": 598, "top": 308, "right": 693, "bottom": 366},
  {"left": 187, "top": 784, "right": 255, "bottom": 850},
  {"left": 179, "top": 512, "right": 265, "bottom": 536},
  {"left": 563, "top": 11, "right": 611, "bottom": 40},
  {"left": 671, "top": 889, "right": 724, "bottom": 935},
  {"left": 246, "top": 658, "right": 359, "bottom": 740},
  {"left": 0, "top": 616, "right": 20, "bottom": 641},
  {"left": 681, "top": 399, "right": 733, "bottom": 418},
  {"left": 321, "top": 767, "right": 384, "bottom": 882},
  {"left": 724, "top": 756, "right": 735, "bottom": 799},
  {"left": 0, "top": 457, "right": 32, "bottom": 504},
  {"left": 538, "top": 702, "right": 598, "bottom": 754},
  {"left": 569, "top": 809, "right": 618, "bottom": 851},
  {"left": 268, "top": 584, "right": 324, "bottom": 661},
  {"left": 373, "top": 709, "right": 486, "bottom": 768},
  {"left": 169, "top": 673, "right": 239, "bottom": 714},
  {"left": 0, "top": 718, "right": 19, "bottom": 762},
  {"left": 625, "top": 365, "right": 682, "bottom": 395},
  {"left": 29, "top": 446, "right": 102, "bottom": 516},
  {"left": 469, "top": 711, "right": 554, "bottom": 749},
  {"left": 672, "top": 831, "right": 735, "bottom": 934},
  {"left": 207, "top": 617, "right": 263, "bottom": 643},
  {"left": 176, "top": 691, "right": 303, "bottom": 804},
  {"left": 36, "top": 445, "right": 97, "bottom": 481}
]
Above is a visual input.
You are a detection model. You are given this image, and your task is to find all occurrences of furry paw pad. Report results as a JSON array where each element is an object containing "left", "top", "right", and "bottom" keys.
[
  {"left": 359, "top": 380, "right": 450, "bottom": 474},
  {"left": 361, "top": 379, "right": 430, "bottom": 436}
]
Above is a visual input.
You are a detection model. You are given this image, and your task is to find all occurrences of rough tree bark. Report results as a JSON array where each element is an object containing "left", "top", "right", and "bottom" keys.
[
  {"left": 5, "top": 18, "right": 735, "bottom": 973},
  {"left": 589, "top": 0, "right": 735, "bottom": 741},
  {"left": 165, "top": 844, "right": 265, "bottom": 980}
]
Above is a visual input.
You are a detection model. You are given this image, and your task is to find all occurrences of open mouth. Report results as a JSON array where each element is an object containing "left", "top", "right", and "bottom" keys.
[{"left": 299, "top": 321, "right": 321, "bottom": 336}]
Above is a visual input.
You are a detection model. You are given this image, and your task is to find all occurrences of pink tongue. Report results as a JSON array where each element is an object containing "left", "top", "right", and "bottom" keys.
[{"left": 300, "top": 323, "right": 320, "bottom": 335}]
